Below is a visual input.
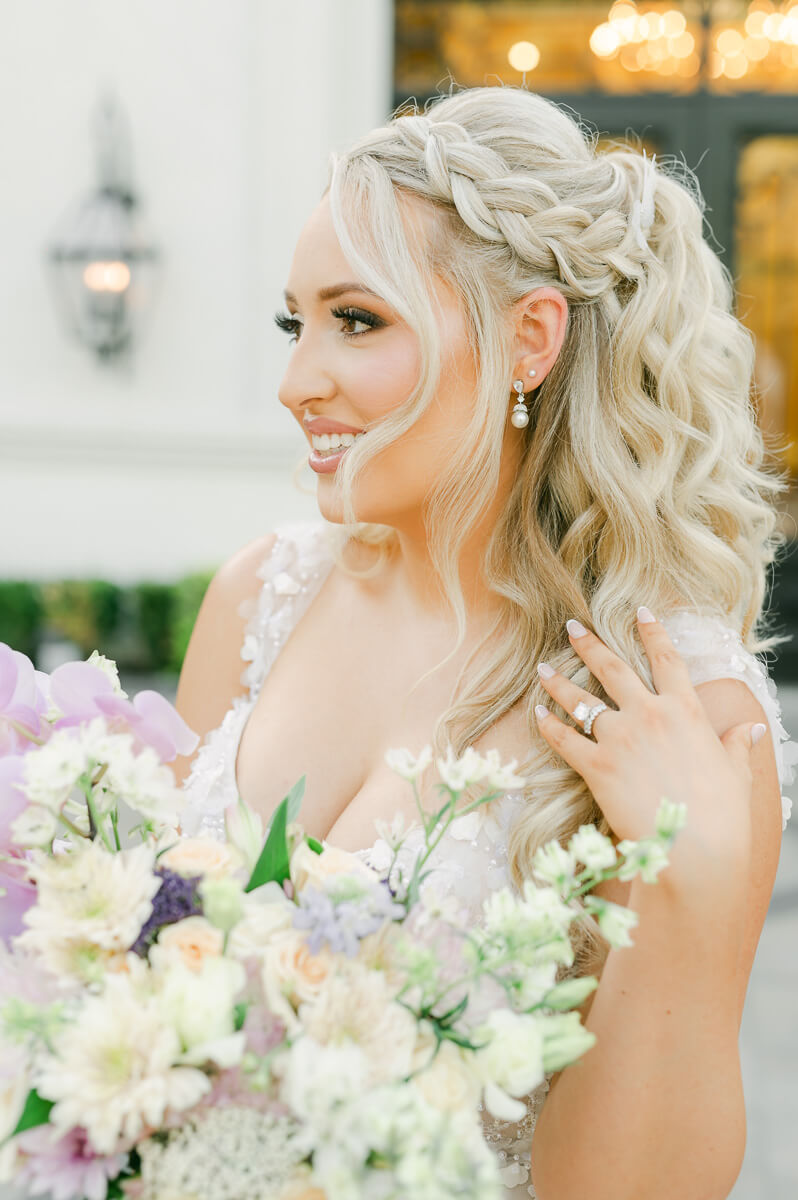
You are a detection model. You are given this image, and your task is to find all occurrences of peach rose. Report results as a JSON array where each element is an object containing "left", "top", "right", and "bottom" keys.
[
  {"left": 411, "top": 1036, "right": 482, "bottom": 1113},
  {"left": 159, "top": 837, "right": 243, "bottom": 879},
  {"left": 289, "top": 841, "right": 379, "bottom": 893},
  {"left": 151, "top": 916, "right": 224, "bottom": 972},
  {"left": 264, "top": 929, "right": 335, "bottom": 1006}
]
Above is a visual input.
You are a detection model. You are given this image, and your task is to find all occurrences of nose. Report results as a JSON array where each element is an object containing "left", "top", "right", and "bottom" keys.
[{"left": 277, "top": 342, "right": 335, "bottom": 420}]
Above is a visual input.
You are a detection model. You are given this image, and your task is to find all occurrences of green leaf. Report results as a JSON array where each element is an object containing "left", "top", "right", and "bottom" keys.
[
  {"left": 233, "top": 1002, "right": 249, "bottom": 1031},
  {"left": 244, "top": 777, "right": 305, "bottom": 893},
  {"left": 11, "top": 1089, "right": 54, "bottom": 1137},
  {"left": 306, "top": 835, "right": 323, "bottom": 855}
]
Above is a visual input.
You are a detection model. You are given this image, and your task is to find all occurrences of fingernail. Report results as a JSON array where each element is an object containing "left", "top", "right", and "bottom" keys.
[
  {"left": 535, "top": 704, "right": 550, "bottom": 720},
  {"left": 537, "top": 661, "right": 556, "bottom": 679},
  {"left": 566, "top": 619, "right": 588, "bottom": 638},
  {"left": 637, "top": 606, "right": 656, "bottom": 623},
  {"left": 751, "top": 723, "right": 767, "bottom": 746}
]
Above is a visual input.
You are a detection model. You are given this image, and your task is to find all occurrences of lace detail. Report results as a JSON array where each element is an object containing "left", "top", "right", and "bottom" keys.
[
  {"left": 659, "top": 609, "right": 797, "bottom": 830},
  {"left": 180, "top": 521, "right": 335, "bottom": 837},
  {"left": 179, "top": 520, "right": 797, "bottom": 1199}
]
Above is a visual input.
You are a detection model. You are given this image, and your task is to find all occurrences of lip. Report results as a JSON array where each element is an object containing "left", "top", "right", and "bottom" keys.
[
  {"left": 308, "top": 443, "right": 354, "bottom": 474},
  {"left": 303, "top": 416, "right": 366, "bottom": 435}
]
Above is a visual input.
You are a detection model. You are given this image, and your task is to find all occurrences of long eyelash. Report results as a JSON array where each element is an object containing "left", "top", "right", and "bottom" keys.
[{"left": 272, "top": 305, "right": 384, "bottom": 342}]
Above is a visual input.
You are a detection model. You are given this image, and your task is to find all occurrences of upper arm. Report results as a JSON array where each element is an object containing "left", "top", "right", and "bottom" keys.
[{"left": 171, "top": 533, "right": 277, "bottom": 787}]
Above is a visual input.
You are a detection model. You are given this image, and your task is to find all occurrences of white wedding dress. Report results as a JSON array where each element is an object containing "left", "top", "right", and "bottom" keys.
[{"left": 181, "top": 519, "right": 797, "bottom": 1199}]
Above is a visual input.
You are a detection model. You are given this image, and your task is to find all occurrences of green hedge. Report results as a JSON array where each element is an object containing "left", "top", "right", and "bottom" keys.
[{"left": 0, "top": 569, "right": 215, "bottom": 675}]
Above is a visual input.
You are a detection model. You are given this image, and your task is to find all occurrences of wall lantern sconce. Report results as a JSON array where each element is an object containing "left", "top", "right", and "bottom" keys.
[{"left": 46, "top": 93, "right": 160, "bottom": 362}]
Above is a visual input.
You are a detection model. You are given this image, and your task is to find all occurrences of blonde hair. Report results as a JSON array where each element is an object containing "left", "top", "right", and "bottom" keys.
[{"left": 307, "top": 86, "right": 788, "bottom": 974}]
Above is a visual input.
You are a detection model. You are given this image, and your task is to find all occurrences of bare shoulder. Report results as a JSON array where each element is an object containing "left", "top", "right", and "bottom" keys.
[{"left": 171, "top": 533, "right": 278, "bottom": 785}]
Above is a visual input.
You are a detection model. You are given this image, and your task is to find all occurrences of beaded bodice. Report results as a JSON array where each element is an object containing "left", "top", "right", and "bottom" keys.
[{"left": 181, "top": 518, "right": 796, "bottom": 1198}]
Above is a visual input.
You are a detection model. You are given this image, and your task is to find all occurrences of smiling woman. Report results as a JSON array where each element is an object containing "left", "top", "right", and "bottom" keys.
[{"left": 172, "top": 84, "right": 797, "bottom": 1200}]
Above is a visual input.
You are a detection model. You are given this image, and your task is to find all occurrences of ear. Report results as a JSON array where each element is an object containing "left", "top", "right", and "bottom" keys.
[{"left": 511, "top": 286, "right": 568, "bottom": 384}]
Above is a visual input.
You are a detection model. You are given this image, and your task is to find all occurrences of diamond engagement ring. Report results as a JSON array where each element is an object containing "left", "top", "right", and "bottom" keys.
[{"left": 572, "top": 700, "right": 608, "bottom": 737}]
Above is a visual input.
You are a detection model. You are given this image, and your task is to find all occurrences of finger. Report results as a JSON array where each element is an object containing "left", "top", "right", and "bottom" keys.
[
  {"left": 564, "top": 618, "right": 651, "bottom": 708},
  {"left": 534, "top": 703, "right": 600, "bottom": 780},
  {"left": 635, "top": 607, "right": 694, "bottom": 695},
  {"left": 536, "top": 660, "right": 616, "bottom": 736},
  {"left": 720, "top": 720, "right": 767, "bottom": 774}
]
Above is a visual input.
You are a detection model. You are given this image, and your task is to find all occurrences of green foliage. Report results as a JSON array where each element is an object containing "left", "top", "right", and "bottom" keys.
[
  {"left": 244, "top": 777, "right": 306, "bottom": 893},
  {"left": 10, "top": 1089, "right": 54, "bottom": 1138},
  {"left": 0, "top": 581, "right": 43, "bottom": 660},
  {"left": 134, "top": 583, "right": 175, "bottom": 670},
  {"left": 169, "top": 570, "right": 215, "bottom": 673},
  {"left": 41, "top": 579, "right": 122, "bottom": 657}
]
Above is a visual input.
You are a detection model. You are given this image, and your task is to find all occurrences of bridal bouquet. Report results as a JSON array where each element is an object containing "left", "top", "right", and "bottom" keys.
[{"left": 0, "top": 642, "right": 686, "bottom": 1200}]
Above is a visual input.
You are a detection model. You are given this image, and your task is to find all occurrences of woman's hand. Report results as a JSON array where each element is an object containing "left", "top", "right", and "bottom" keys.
[{"left": 534, "top": 607, "right": 765, "bottom": 881}]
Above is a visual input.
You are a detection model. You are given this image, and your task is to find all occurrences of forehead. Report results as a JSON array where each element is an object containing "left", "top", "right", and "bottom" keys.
[{"left": 290, "top": 189, "right": 440, "bottom": 283}]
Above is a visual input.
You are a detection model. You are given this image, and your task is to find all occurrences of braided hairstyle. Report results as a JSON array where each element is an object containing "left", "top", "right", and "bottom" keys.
[{"left": 319, "top": 86, "right": 787, "bottom": 974}]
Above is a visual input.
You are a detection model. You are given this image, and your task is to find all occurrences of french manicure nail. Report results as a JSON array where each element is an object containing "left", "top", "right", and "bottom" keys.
[
  {"left": 537, "top": 661, "right": 555, "bottom": 679},
  {"left": 535, "top": 704, "right": 550, "bottom": 720},
  {"left": 566, "top": 619, "right": 588, "bottom": 638},
  {"left": 637, "top": 606, "right": 656, "bottom": 623},
  {"left": 751, "top": 723, "right": 767, "bottom": 746}
]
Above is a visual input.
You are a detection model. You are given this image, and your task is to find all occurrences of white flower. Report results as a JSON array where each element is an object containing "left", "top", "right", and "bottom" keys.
[
  {"left": 568, "top": 825, "right": 617, "bottom": 872},
  {"left": 299, "top": 960, "right": 418, "bottom": 1088},
  {"left": 198, "top": 876, "right": 245, "bottom": 932},
  {"left": 226, "top": 885, "right": 295, "bottom": 961},
  {"left": 10, "top": 805, "right": 59, "bottom": 848},
  {"left": 18, "top": 841, "right": 160, "bottom": 973},
  {"left": 589, "top": 897, "right": 639, "bottom": 948},
  {"left": 531, "top": 839, "right": 578, "bottom": 892},
  {"left": 21, "top": 730, "right": 89, "bottom": 811},
  {"left": 470, "top": 1008, "right": 545, "bottom": 1098},
  {"left": 478, "top": 748, "right": 528, "bottom": 791},
  {"left": 104, "top": 742, "right": 185, "bottom": 826},
  {"left": 384, "top": 744, "right": 432, "bottom": 782},
  {"left": 278, "top": 1035, "right": 370, "bottom": 1130},
  {"left": 411, "top": 1037, "right": 482, "bottom": 1113},
  {"left": 86, "top": 651, "right": 128, "bottom": 697},
  {"left": 654, "top": 796, "right": 688, "bottom": 839},
  {"left": 373, "top": 810, "right": 409, "bottom": 849},
  {"left": 34, "top": 971, "right": 211, "bottom": 1154},
  {"left": 435, "top": 745, "right": 487, "bottom": 792},
  {"left": 616, "top": 837, "right": 671, "bottom": 883},
  {"left": 156, "top": 955, "right": 246, "bottom": 1068},
  {"left": 149, "top": 916, "right": 224, "bottom": 973},
  {"left": 135, "top": 1105, "right": 307, "bottom": 1200}
]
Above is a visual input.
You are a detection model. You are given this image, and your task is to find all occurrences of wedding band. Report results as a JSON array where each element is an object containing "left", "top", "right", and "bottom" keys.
[{"left": 572, "top": 700, "right": 608, "bottom": 737}]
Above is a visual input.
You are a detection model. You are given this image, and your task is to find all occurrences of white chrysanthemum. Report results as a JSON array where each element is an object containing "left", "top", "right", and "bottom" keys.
[
  {"left": 136, "top": 1106, "right": 308, "bottom": 1200},
  {"left": 298, "top": 960, "right": 417, "bottom": 1088},
  {"left": 17, "top": 840, "right": 160, "bottom": 971},
  {"left": 34, "top": 971, "right": 211, "bottom": 1154},
  {"left": 384, "top": 744, "right": 432, "bottom": 782},
  {"left": 568, "top": 825, "right": 617, "bottom": 872},
  {"left": 278, "top": 1035, "right": 370, "bottom": 1133}
]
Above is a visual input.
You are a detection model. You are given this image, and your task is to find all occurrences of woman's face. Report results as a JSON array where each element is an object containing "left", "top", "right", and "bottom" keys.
[{"left": 276, "top": 192, "right": 522, "bottom": 534}]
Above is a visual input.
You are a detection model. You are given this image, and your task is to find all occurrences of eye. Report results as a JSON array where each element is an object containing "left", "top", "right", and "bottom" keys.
[{"left": 272, "top": 305, "right": 385, "bottom": 345}]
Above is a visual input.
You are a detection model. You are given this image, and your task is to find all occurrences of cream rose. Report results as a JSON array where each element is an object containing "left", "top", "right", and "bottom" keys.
[
  {"left": 264, "top": 929, "right": 335, "bottom": 1006},
  {"left": 150, "top": 916, "right": 224, "bottom": 973},
  {"left": 412, "top": 1037, "right": 482, "bottom": 1113},
  {"left": 289, "top": 841, "right": 379, "bottom": 893},
  {"left": 159, "top": 837, "right": 243, "bottom": 879}
]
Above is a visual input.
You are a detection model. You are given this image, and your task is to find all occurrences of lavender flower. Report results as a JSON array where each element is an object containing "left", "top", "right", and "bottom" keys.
[
  {"left": 292, "top": 878, "right": 405, "bottom": 957},
  {"left": 130, "top": 867, "right": 202, "bottom": 956}
]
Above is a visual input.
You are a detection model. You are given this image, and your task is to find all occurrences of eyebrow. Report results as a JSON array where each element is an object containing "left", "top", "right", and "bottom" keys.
[{"left": 282, "top": 282, "right": 382, "bottom": 305}]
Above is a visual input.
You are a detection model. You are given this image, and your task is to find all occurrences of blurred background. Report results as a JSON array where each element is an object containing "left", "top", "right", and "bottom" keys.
[{"left": 0, "top": 3, "right": 796, "bottom": 1197}]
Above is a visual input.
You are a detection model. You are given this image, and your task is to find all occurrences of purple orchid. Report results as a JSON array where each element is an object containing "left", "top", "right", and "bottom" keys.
[
  {"left": 49, "top": 660, "right": 198, "bottom": 762},
  {"left": 0, "top": 755, "right": 36, "bottom": 940},
  {"left": 16, "top": 1125, "right": 127, "bottom": 1200},
  {"left": 0, "top": 643, "right": 48, "bottom": 753}
]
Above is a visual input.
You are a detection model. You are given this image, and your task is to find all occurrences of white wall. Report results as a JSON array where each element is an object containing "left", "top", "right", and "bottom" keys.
[{"left": 0, "top": 0, "right": 394, "bottom": 581}]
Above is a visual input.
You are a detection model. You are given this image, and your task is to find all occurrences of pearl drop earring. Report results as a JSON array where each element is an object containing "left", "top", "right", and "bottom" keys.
[{"left": 511, "top": 378, "right": 530, "bottom": 428}]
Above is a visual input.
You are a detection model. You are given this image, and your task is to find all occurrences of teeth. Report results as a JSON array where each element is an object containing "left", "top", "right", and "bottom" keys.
[{"left": 311, "top": 431, "right": 366, "bottom": 452}]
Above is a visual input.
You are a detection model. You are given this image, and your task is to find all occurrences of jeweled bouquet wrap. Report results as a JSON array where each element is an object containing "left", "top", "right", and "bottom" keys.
[{"left": 0, "top": 643, "right": 687, "bottom": 1200}]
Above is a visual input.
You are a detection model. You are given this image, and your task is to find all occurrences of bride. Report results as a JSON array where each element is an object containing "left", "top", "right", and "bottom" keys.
[{"left": 172, "top": 87, "right": 795, "bottom": 1199}]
